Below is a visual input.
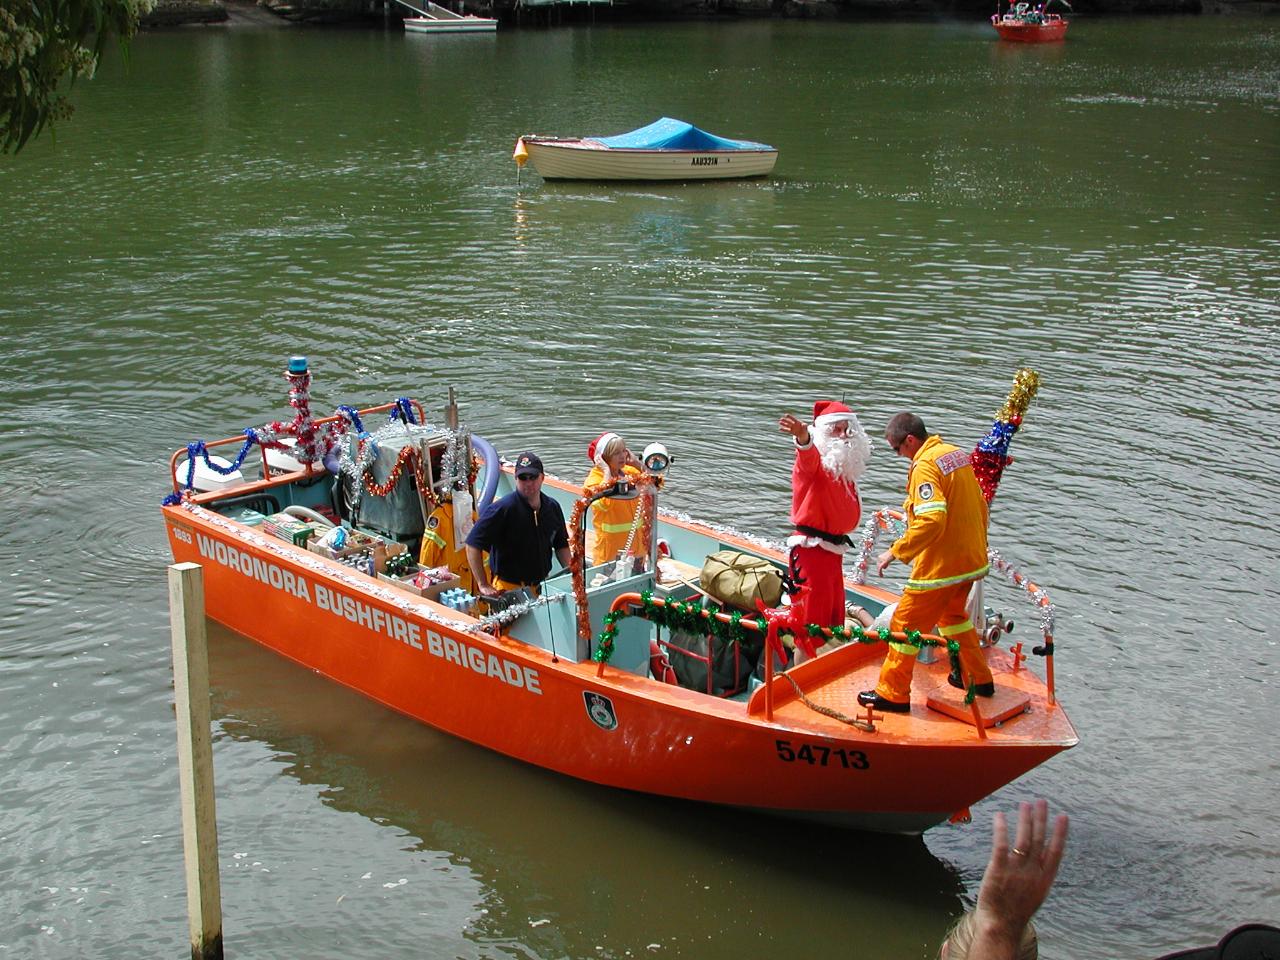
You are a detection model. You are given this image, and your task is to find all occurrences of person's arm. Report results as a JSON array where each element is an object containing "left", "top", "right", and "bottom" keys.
[
  {"left": 555, "top": 546, "right": 572, "bottom": 570},
  {"left": 875, "top": 549, "right": 896, "bottom": 576},
  {"left": 965, "top": 799, "right": 1069, "bottom": 960},
  {"left": 466, "top": 544, "right": 499, "bottom": 597}
]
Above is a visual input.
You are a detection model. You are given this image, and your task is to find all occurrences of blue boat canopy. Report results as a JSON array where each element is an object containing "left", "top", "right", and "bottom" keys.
[{"left": 592, "top": 117, "right": 773, "bottom": 152}]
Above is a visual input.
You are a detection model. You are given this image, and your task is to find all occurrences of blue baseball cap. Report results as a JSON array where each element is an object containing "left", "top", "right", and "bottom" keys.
[{"left": 514, "top": 452, "right": 543, "bottom": 478}]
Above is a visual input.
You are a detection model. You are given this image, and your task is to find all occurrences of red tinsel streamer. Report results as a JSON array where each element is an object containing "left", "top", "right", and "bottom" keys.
[{"left": 362, "top": 444, "right": 417, "bottom": 498}]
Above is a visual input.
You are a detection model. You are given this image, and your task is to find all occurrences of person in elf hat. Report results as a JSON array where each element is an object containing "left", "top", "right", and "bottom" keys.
[
  {"left": 858, "top": 412, "right": 995, "bottom": 713},
  {"left": 582, "top": 432, "right": 646, "bottom": 568},
  {"left": 777, "top": 400, "right": 872, "bottom": 661}
]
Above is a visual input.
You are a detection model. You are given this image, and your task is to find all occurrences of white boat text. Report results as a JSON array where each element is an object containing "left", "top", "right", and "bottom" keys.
[{"left": 187, "top": 530, "right": 541, "bottom": 693}]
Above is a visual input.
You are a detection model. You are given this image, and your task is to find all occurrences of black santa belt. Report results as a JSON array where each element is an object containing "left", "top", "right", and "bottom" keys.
[
  {"left": 793, "top": 524, "right": 854, "bottom": 547},
  {"left": 784, "top": 526, "right": 853, "bottom": 596}
]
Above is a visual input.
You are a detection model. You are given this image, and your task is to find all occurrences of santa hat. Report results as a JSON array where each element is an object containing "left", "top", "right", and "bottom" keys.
[
  {"left": 812, "top": 400, "right": 855, "bottom": 428},
  {"left": 588, "top": 432, "right": 621, "bottom": 465}
]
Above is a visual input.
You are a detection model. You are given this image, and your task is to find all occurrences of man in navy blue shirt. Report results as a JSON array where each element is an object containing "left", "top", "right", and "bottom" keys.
[{"left": 465, "top": 452, "right": 571, "bottom": 598}]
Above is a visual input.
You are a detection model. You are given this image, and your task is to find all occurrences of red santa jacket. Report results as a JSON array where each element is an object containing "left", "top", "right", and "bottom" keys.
[{"left": 789, "top": 441, "right": 862, "bottom": 543}]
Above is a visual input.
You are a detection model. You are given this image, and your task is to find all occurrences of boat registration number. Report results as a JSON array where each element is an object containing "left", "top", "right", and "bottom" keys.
[{"left": 775, "top": 739, "right": 869, "bottom": 769}]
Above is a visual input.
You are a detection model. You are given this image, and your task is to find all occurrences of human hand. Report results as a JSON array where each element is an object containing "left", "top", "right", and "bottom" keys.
[
  {"left": 478, "top": 583, "right": 500, "bottom": 598},
  {"left": 971, "top": 799, "right": 1069, "bottom": 955},
  {"left": 778, "top": 414, "right": 809, "bottom": 444},
  {"left": 875, "top": 549, "right": 895, "bottom": 576}
]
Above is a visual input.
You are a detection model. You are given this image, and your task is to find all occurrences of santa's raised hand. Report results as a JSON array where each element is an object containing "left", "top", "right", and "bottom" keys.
[{"left": 779, "top": 413, "right": 810, "bottom": 446}]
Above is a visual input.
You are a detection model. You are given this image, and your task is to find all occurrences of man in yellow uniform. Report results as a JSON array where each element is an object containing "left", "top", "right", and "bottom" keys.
[
  {"left": 858, "top": 412, "right": 995, "bottom": 713},
  {"left": 419, "top": 496, "right": 480, "bottom": 593}
]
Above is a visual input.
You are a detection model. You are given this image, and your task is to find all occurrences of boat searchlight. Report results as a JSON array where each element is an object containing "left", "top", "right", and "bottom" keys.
[{"left": 642, "top": 442, "right": 672, "bottom": 475}]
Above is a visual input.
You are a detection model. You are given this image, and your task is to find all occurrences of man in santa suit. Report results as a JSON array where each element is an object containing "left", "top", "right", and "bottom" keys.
[{"left": 778, "top": 400, "right": 872, "bottom": 661}]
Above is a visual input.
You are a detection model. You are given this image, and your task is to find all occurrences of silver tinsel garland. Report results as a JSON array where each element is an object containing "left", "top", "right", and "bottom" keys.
[
  {"left": 850, "top": 508, "right": 908, "bottom": 585},
  {"left": 472, "top": 591, "right": 566, "bottom": 634},
  {"left": 182, "top": 503, "right": 475, "bottom": 634},
  {"left": 987, "top": 549, "right": 1056, "bottom": 638},
  {"left": 849, "top": 509, "right": 1056, "bottom": 640}
]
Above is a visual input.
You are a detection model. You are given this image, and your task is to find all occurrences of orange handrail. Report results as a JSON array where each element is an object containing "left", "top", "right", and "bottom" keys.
[{"left": 167, "top": 399, "right": 427, "bottom": 493}]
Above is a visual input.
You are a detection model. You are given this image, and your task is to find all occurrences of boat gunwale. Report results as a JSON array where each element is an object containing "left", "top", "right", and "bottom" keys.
[{"left": 523, "top": 138, "right": 777, "bottom": 156}]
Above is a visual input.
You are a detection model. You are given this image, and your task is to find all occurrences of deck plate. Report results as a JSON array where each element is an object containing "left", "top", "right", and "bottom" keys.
[{"left": 924, "top": 678, "right": 1030, "bottom": 727}]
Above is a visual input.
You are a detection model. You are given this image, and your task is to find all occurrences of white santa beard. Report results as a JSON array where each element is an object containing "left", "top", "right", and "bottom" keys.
[{"left": 814, "top": 432, "right": 871, "bottom": 485}]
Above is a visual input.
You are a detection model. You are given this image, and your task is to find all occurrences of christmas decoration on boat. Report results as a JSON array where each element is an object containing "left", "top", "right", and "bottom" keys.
[{"left": 972, "top": 368, "right": 1041, "bottom": 503}]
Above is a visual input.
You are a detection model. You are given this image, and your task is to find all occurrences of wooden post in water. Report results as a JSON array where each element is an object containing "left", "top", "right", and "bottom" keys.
[{"left": 168, "top": 562, "right": 224, "bottom": 960}]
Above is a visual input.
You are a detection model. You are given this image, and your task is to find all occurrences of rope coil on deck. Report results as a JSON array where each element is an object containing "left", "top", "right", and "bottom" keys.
[{"left": 778, "top": 673, "right": 876, "bottom": 732}]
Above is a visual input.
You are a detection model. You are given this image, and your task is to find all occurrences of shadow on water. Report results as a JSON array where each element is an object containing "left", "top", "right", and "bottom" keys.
[{"left": 206, "top": 623, "right": 967, "bottom": 957}]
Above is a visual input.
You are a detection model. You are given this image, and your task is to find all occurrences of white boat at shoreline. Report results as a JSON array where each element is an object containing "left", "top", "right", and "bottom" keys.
[
  {"left": 403, "top": 0, "right": 496, "bottom": 33},
  {"left": 514, "top": 117, "right": 778, "bottom": 182}
]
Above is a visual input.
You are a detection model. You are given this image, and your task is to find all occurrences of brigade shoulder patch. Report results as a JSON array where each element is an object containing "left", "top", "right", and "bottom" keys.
[
  {"left": 917, "top": 482, "right": 935, "bottom": 500},
  {"left": 935, "top": 450, "right": 971, "bottom": 476}
]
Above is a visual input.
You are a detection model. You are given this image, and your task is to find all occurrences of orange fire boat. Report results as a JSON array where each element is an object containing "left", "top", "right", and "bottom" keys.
[{"left": 161, "top": 358, "right": 1077, "bottom": 833}]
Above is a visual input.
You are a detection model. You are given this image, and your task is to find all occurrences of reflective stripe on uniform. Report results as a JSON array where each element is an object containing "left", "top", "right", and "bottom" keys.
[
  {"left": 888, "top": 639, "right": 922, "bottom": 655},
  {"left": 938, "top": 620, "right": 974, "bottom": 637},
  {"left": 905, "top": 563, "right": 990, "bottom": 592},
  {"left": 422, "top": 529, "right": 446, "bottom": 548},
  {"left": 597, "top": 520, "right": 635, "bottom": 534},
  {"left": 914, "top": 501, "right": 947, "bottom": 515}
]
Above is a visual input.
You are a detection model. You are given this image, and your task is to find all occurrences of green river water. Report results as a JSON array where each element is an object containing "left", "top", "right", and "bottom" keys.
[{"left": 1, "top": 14, "right": 1277, "bottom": 959}]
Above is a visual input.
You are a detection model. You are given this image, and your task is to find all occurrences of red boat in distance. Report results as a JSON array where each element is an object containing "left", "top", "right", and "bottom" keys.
[{"left": 992, "top": 0, "right": 1070, "bottom": 42}]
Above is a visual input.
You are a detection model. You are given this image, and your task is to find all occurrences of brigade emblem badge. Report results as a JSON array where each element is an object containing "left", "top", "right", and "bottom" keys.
[{"left": 584, "top": 692, "right": 618, "bottom": 731}]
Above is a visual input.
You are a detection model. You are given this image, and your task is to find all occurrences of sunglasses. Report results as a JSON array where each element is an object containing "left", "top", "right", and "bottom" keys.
[{"left": 516, "top": 472, "right": 540, "bottom": 480}]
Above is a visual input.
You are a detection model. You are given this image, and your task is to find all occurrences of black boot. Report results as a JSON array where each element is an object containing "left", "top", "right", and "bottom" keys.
[
  {"left": 857, "top": 690, "right": 910, "bottom": 713},
  {"left": 947, "top": 673, "right": 995, "bottom": 697}
]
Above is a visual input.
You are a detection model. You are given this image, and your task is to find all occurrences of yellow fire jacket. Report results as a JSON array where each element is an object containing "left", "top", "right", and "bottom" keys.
[
  {"left": 890, "top": 435, "right": 990, "bottom": 592},
  {"left": 584, "top": 464, "right": 644, "bottom": 567},
  {"left": 419, "top": 499, "right": 481, "bottom": 593}
]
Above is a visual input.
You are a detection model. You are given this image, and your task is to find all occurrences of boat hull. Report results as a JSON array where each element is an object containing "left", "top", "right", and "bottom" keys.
[
  {"left": 523, "top": 139, "right": 778, "bottom": 182},
  {"left": 404, "top": 15, "right": 496, "bottom": 32},
  {"left": 162, "top": 479, "right": 1076, "bottom": 834},
  {"left": 992, "top": 19, "right": 1068, "bottom": 41}
]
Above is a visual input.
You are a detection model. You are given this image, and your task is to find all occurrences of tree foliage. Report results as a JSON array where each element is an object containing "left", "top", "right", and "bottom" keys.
[{"left": 0, "top": 0, "right": 152, "bottom": 152}]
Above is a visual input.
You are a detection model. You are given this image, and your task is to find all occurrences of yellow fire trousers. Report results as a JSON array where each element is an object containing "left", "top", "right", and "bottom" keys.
[
  {"left": 874, "top": 581, "right": 993, "bottom": 704},
  {"left": 493, "top": 576, "right": 539, "bottom": 598}
]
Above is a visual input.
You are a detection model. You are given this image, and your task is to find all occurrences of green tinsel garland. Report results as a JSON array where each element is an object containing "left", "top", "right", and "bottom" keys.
[{"left": 594, "top": 591, "right": 961, "bottom": 665}]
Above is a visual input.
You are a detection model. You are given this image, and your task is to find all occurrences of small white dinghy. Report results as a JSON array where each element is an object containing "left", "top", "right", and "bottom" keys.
[{"left": 514, "top": 117, "right": 778, "bottom": 182}]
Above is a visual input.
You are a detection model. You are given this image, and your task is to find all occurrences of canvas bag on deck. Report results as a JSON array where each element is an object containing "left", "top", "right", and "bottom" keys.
[{"left": 698, "top": 550, "right": 784, "bottom": 613}]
